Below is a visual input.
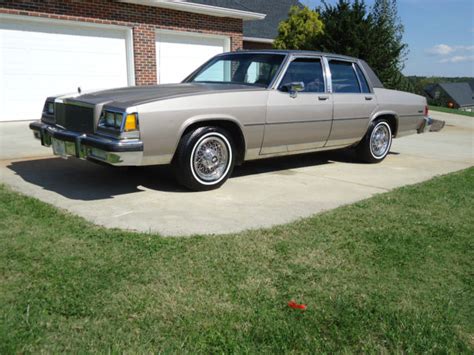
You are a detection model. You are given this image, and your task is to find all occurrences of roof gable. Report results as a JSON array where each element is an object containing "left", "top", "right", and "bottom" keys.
[{"left": 438, "top": 82, "right": 474, "bottom": 107}]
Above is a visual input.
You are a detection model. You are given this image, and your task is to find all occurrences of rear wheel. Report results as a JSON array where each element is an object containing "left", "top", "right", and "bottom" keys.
[
  {"left": 356, "top": 120, "right": 392, "bottom": 163},
  {"left": 173, "top": 126, "right": 235, "bottom": 191}
]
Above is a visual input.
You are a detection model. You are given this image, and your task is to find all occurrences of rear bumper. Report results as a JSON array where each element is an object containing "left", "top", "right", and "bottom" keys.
[
  {"left": 417, "top": 116, "right": 433, "bottom": 134},
  {"left": 30, "top": 121, "right": 144, "bottom": 166}
]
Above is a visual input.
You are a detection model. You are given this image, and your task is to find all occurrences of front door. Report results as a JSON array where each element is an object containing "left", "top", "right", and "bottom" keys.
[
  {"left": 261, "top": 57, "right": 333, "bottom": 154},
  {"left": 325, "top": 59, "right": 377, "bottom": 147}
]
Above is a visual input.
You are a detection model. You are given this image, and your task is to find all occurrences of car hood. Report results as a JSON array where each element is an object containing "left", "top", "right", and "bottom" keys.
[{"left": 67, "top": 83, "right": 265, "bottom": 108}]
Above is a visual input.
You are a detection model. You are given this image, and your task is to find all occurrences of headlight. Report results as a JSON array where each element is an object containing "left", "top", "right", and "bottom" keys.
[
  {"left": 99, "top": 110, "right": 138, "bottom": 131},
  {"left": 47, "top": 102, "right": 54, "bottom": 115},
  {"left": 115, "top": 113, "right": 124, "bottom": 129},
  {"left": 105, "top": 112, "right": 116, "bottom": 127},
  {"left": 43, "top": 100, "right": 54, "bottom": 115}
]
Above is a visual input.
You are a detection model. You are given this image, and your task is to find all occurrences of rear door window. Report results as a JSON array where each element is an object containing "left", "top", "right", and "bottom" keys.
[
  {"left": 329, "top": 60, "right": 361, "bottom": 93},
  {"left": 355, "top": 64, "right": 371, "bottom": 93}
]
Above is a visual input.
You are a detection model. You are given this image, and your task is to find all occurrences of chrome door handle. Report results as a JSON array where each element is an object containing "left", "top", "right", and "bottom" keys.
[
  {"left": 365, "top": 96, "right": 373, "bottom": 100},
  {"left": 318, "top": 96, "right": 329, "bottom": 101}
]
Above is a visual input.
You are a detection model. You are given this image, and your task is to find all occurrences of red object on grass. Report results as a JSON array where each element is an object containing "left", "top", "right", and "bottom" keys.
[{"left": 288, "top": 300, "right": 307, "bottom": 310}]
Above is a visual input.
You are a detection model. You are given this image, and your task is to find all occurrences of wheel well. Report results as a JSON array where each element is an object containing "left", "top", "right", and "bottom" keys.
[
  {"left": 374, "top": 114, "right": 398, "bottom": 137},
  {"left": 181, "top": 120, "right": 246, "bottom": 165}
]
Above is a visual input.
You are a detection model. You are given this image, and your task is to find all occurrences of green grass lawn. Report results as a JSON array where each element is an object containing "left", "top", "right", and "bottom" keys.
[
  {"left": 1, "top": 168, "right": 473, "bottom": 353},
  {"left": 430, "top": 105, "right": 474, "bottom": 117}
]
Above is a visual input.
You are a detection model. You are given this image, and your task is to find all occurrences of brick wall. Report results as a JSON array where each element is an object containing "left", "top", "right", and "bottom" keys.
[{"left": 0, "top": 0, "right": 243, "bottom": 85}]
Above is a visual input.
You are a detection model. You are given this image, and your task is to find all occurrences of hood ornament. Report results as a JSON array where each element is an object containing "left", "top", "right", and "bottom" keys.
[{"left": 77, "top": 86, "right": 82, "bottom": 94}]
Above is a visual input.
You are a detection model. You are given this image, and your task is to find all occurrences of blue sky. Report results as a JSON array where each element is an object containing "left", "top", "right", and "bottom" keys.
[{"left": 299, "top": 0, "right": 474, "bottom": 77}]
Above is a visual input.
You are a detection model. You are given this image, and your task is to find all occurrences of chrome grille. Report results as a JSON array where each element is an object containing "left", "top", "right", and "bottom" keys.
[
  {"left": 62, "top": 104, "right": 95, "bottom": 133},
  {"left": 54, "top": 102, "right": 66, "bottom": 126}
]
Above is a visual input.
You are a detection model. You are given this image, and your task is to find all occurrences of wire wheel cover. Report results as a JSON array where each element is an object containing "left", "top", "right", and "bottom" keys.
[
  {"left": 192, "top": 135, "right": 229, "bottom": 182},
  {"left": 370, "top": 123, "right": 391, "bottom": 158}
]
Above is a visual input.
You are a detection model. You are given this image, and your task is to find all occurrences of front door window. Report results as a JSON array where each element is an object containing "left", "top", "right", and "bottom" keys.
[{"left": 279, "top": 57, "right": 325, "bottom": 93}]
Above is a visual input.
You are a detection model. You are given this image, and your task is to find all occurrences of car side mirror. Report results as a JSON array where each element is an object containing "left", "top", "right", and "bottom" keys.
[{"left": 281, "top": 82, "right": 305, "bottom": 98}]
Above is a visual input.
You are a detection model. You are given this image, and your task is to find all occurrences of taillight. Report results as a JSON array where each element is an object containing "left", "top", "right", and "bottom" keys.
[{"left": 424, "top": 105, "right": 429, "bottom": 116}]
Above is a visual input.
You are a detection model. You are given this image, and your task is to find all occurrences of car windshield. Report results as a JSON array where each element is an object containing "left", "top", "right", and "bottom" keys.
[{"left": 184, "top": 53, "right": 286, "bottom": 88}]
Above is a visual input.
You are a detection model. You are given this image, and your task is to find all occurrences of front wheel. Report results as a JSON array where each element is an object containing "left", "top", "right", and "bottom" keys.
[
  {"left": 173, "top": 126, "right": 235, "bottom": 191},
  {"left": 356, "top": 120, "right": 392, "bottom": 163}
]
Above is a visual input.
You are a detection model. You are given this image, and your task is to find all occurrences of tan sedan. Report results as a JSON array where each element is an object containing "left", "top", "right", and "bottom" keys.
[{"left": 31, "top": 50, "right": 428, "bottom": 190}]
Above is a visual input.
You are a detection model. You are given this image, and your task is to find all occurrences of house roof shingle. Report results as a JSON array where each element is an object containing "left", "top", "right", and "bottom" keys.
[
  {"left": 188, "top": 0, "right": 302, "bottom": 40},
  {"left": 438, "top": 82, "right": 474, "bottom": 107}
]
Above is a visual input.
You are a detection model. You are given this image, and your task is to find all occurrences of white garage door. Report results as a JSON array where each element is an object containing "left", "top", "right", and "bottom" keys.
[
  {"left": 0, "top": 16, "right": 133, "bottom": 122},
  {"left": 156, "top": 31, "right": 230, "bottom": 84}
]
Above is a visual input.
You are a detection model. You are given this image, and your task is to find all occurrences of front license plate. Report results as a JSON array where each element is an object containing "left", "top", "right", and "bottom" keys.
[{"left": 52, "top": 138, "right": 67, "bottom": 158}]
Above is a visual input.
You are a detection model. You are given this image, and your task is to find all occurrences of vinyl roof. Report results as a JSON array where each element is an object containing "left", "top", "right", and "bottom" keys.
[{"left": 227, "top": 49, "right": 359, "bottom": 61}]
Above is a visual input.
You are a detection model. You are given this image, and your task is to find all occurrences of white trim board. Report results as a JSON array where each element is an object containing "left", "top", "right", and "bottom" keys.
[
  {"left": 243, "top": 36, "right": 274, "bottom": 44},
  {"left": 118, "top": 0, "right": 266, "bottom": 20}
]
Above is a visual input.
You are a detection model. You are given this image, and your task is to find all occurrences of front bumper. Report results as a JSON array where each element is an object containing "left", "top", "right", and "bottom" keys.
[{"left": 30, "top": 121, "right": 144, "bottom": 166}]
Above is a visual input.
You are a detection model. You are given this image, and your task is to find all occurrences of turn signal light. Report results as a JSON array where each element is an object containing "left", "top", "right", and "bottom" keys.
[{"left": 124, "top": 113, "right": 138, "bottom": 131}]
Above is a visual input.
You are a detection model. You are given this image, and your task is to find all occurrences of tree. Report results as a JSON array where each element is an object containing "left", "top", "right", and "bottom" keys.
[
  {"left": 312, "top": 0, "right": 373, "bottom": 59},
  {"left": 370, "top": 0, "right": 409, "bottom": 89},
  {"left": 273, "top": 6, "right": 324, "bottom": 50},
  {"left": 274, "top": 0, "right": 413, "bottom": 92}
]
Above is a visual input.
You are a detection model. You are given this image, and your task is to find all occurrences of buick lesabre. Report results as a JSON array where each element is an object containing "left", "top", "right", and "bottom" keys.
[{"left": 30, "top": 50, "right": 429, "bottom": 190}]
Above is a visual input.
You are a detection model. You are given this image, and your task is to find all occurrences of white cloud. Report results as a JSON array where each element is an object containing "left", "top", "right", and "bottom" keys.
[
  {"left": 427, "top": 44, "right": 474, "bottom": 57},
  {"left": 428, "top": 44, "right": 455, "bottom": 55},
  {"left": 439, "top": 55, "right": 474, "bottom": 63}
]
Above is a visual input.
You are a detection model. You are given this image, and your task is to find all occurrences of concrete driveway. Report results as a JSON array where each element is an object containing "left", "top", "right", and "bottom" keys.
[{"left": 0, "top": 111, "right": 472, "bottom": 236}]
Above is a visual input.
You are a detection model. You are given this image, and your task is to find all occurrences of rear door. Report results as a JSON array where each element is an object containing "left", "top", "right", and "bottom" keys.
[
  {"left": 261, "top": 56, "right": 333, "bottom": 154},
  {"left": 325, "top": 59, "right": 377, "bottom": 147}
]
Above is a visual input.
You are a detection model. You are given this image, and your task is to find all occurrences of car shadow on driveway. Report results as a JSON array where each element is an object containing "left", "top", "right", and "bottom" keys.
[
  {"left": 6, "top": 157, "right": 182, "bottom": 200},
  {"left": 6, "top": 148, "right": 370, "bottom": 201}
]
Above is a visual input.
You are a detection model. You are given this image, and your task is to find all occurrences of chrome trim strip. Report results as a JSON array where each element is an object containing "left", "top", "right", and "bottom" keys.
[
  {"left": 332, "top": 117, "right": 368, "bottom": 121},
  {"left": 264, "top": 119, "right": 333, "bottom": 125},
  {"left": 246, "top": 116, "right": 368, "bottom": 127},
  {"left": 249, "top": 143, "right": 351, "bottom": 160},
  {"left": 244, "top": 123, "right": 265, "bottom": 127},
  {"left": 322, "top": 56, "right": 332, "bottom": 93}
]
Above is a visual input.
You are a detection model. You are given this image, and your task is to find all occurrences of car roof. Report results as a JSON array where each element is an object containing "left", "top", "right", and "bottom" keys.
[{"left": 232, "top": 49, "right": 359, "bottom": 61}]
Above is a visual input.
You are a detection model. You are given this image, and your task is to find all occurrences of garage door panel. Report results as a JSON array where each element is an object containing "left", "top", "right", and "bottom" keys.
[
  {"left": 0, "top": 18, "right": 130, "bottom": 121},
  {"left": 156, "top": 32, "right": 229, "bottom": 84}
]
